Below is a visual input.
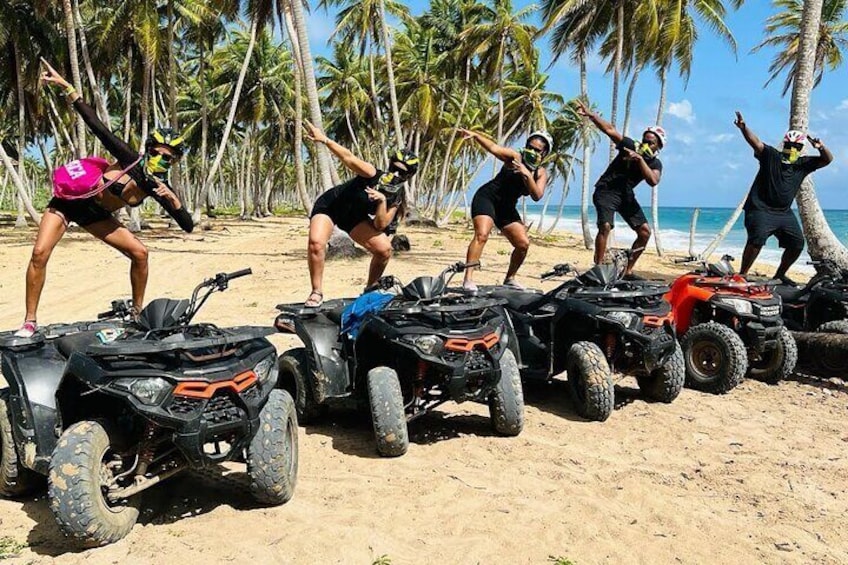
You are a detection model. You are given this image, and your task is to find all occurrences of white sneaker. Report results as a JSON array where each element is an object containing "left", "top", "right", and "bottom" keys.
[
  {"left": 14, "top": 320, "right": 37, "bottom": 338},
  {"left": 503, "top": 279, "right": 526, "bottom": 291},
  {"left": 462, "top": 281, "right": 478, "bottom": 293}
]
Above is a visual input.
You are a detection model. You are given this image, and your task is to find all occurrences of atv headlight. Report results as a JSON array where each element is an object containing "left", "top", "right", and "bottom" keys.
[
  {"left": 716, "top": 297, "right": 753, "bottom": 315},
  {"left": 603, "top": 311, "right": 640, "bottom": 330},
  {"left": 405, "top": 334, "right": 443, "bottom": 355},
  {"left": 494, "top": 324, "right": 509, "bottom": 348},
  {"left": 112, "top": 377, "right": 172, "bottom": 405},
  {"left": 253, "top": 355, "right": 276, "bottom": 385}
]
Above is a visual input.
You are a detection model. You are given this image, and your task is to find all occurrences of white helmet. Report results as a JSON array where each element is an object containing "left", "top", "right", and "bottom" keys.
[
  {"left": 528, "top": 130, "right": 554, "bottom": 153},
  {"left": 644, "top": 126, "right": 667, "bottom": 149},
  {"left": 783, "top": 130, "right": 807, "bottom": 145}
]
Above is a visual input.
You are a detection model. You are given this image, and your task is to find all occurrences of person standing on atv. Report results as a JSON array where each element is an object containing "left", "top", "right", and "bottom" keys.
[
  {"left": 734, "top": 111, "right": 833, "bottom": 283},
  {"left": 14, "top": 60, "right": 193, "bottom": 338},
  {"left": 303, "top": 121, "right": 419, "bottom": 307},
  {"left": 576, "top": 100, "right": 665, "bottom": 279},
  {"left": 460, "top": 128, "right": 553, "bottom": 291}
]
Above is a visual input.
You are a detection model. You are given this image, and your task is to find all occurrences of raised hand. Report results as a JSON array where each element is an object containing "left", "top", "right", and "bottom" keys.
[
  {"left": 575, "top": 99, "right": 593, "bottom": 118},
  {"left": 153, "top": 182, "right": 180, "bottom": 207},
  {"left": 457, "top": 128, "right": 476, "bottom": 141},
  {"left": 365, "top": 188, "right": 387, "bottom": 203},
  {"left": 809, "top": 136, "right": 824, "bottom": 150},
  {"left": 40, "top": 58, "right": 71, "bottom": 90},
  {"left": 303, "top": 120, "right": 328, "bottom": 144},
  {"left": 734, "top": 111, "right": 746, "bottom": 130}
]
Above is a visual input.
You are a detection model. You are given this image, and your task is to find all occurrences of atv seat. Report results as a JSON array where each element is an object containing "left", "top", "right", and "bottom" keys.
[
  {"left": 774, "top": 284, "right": 806, "bottom": 303},
  {"left": 55, "top": 330, "right": 103, "bottom": 358},
  {"left": 489, "top": 288, "right": 546, "bottom": 312},
  {"left": 324, "top": 305, "right": 346, "bottom": 325}
]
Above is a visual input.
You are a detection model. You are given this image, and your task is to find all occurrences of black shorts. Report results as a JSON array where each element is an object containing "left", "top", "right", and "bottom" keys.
[
  {"left": 47, "top": 196, "right": 114, "bottom": 227},
  {"left": 744, "top": 209, "right": 805, "bottom": 250},
  {"left": 310, "top": 189, "right": 362, "bottom": 233},
  {"left": 471, "top": 189, "right": 521, "bottom": 229},
  {"left": 593, "top": 189, "right": 648, "bottom": 230}
]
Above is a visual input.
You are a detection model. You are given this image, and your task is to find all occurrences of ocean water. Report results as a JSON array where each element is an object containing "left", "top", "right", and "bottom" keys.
[{"left": 519, "top": 204, "right": 848, "bottom": 274}]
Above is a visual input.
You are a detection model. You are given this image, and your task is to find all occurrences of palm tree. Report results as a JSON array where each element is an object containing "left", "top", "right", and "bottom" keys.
[
  {"left": 752, "top": 0, "right": 848, "bottom": 95},
  {"left": 317, "top": 44, "right": 371, "bottom": 151},
  {"left": 461, "top": 0, "right": 538, "bottom": 146},
  {"left": 788, "top": 0, "right": 848, "bottom": 267}
]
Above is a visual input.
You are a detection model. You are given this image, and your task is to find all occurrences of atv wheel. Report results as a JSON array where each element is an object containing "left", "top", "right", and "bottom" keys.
[
  {"left": 566, "top": 342, "right": 614, "bottom": 422},
  {"left": 366, "top": 367, "right": 408, "bottom": 457},
  {"left": 48, "top": 421, "right": 140, "bottom": 546},
  {"left": 817, "top": 319, "right": 848, "bottom": 334},
  {"left": 748, "top": 327, "right": 797, "bottom": 384},
  {"left": 681, "top": 322, "right": 747, "bottom": 394},
  {"left": 488, "top": 350, "right": 524, "bottom": 436},
  {"left": 636, "top": 342, "right": 685, "bottom": 403},
  {"left": 277, "top": 348, "right": 325, "bottom": 424},
  {"left": 1, "top": 396, "right": 40, "bottom": 497},
  {"left": 247, "top": 389, "right": 299, "bottom": 505}
]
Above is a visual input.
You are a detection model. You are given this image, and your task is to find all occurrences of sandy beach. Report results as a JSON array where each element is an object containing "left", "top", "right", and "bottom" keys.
[{"left": 0, "top": 216, "right": 846, "bottom": 564}]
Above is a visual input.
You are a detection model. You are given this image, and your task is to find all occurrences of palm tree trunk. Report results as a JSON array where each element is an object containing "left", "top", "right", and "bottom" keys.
[
  {"left": 651, "top": 65, "right": 668, "bottom": 256},
  {"left": 73, "top": 0, "right": 109, "bottom": 157},
  {"left": 790, "top": 0, "right": 848, "bottom": 267},
  {"left": 166, "top": 0, "right": 183, "bottom": 201},
  {"left": 289, "top": 0, "right": 334, "bottom": 192},
  {"left": 283, "top": 8, "right": 312, "bottom": 213},
  {"left": 129, "top": 56, "right": 153, "bottom": 233},
  {"left": 545, "top": 158, "right": 575, "bottom": 236},
  {"left": 377, "top": 0, "right": 403, "bottom": 147},
  {"left": 579, "top": 53, "right": 593, "bottom": 249},
  {"left": 201, "top": 18, "right": 259, "bottom": 207},
  {"left": 61, "top": 0, "right": 86, "bottom": 156},
  {"left": 701, "top": 192, "right": 746, "bottom": 259},
  {"left": 123, "top": 44, "right": 134, "bottom": 139},
  {"left": 622, "top": 64, "right": 642, "bottom": 137},
  {"left": 0, "top": 144, "right": 40, "bottom": 224},
  {"left": 609, "top": 2, "right": 624, "bottom": 161},
  {"left": 689, "top": 208, "right": 700, "bottom": 257},
  {"left": 14, "top": 42, "right": 27, "bottom": 228},
  {"left": 656, "top": 65, "right": 668, "bottom": 126}
]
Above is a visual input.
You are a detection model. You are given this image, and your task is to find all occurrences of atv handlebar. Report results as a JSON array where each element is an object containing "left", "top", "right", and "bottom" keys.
[
  {"left": 541, "top": 263, "right": 573, "bottom": 280},
  {"left": 97, "top": 299, "right": 134, "bottom": 320}
]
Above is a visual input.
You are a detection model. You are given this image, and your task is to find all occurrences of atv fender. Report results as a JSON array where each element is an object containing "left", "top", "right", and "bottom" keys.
[{"left": 286, "top": 316, "right": 351, "bottom": 403}]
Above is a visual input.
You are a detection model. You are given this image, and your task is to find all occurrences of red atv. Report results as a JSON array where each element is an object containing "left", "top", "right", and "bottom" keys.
[{"left": 665, "top": 255, "right": 797, "bottom": 394}]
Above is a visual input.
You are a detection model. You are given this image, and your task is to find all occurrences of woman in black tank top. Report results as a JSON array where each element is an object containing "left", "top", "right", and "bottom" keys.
[{"left": 460, "top": 129, "right": 552, "bottom": 291}]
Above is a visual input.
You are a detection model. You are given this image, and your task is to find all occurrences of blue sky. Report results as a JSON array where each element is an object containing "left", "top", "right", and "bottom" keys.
[{"left": 306, "top": 0, "right": 848, "bottom": 209}]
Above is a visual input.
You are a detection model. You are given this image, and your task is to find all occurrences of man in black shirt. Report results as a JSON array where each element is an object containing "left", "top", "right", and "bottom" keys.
[
  {"left": 577, "top": 100, "right": 665, "bottom": 278},
  {"left": 735, "top": 111, "right": 833, "bottom": 282}
]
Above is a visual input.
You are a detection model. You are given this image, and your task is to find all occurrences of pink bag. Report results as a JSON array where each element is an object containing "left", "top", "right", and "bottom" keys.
[{"left": 51, "top": 156, "right": 141, "bottom": 200}]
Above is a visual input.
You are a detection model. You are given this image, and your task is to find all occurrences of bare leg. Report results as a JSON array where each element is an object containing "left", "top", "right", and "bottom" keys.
[
  {"left": 85, "top": 218, "right": 149, "bottom": 309},
  {"left": 464, "top": 215, "right": 494, "bottom": 285},
  {"left": 625, "top": 223, "right": 652, "bottom": 275},
  {"left": 740, "top": 242, "right": 762, "bottom": 275},
  {"left": 500, "top": 221, "right": 530, "bottom": 282},
  {"left": 594, "top": 223, "right": 612, "bottom": 265},
  {"left": 307, "top": 214, "right": 335, "bottom": 299},
  {"left": 24, "top": 211, "right": 68, "bottom": 322},
  {"left": 774, "top": 246, "right": 803, "bottom": 280},
  {"left": 349, "top": 221, "right": 393, "bottom": 288}
]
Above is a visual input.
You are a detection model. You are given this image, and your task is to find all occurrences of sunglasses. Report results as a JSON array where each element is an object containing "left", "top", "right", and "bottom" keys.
[
  {"left": 149, "top": 148, "right": 176, "bottom": 162},
  {"left": 785, "top": 142, "right": 804, "bottom": 150},
  {"left": 389, "top": 163, "right": 411, "bottom": 179}
]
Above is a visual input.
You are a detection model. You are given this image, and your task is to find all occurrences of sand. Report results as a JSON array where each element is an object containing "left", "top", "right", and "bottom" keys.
[{"left": 0, "top": 216, "right": 846, "bottom": 565}]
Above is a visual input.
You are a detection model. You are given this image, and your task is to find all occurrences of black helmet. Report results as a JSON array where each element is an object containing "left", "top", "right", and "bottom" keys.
[
  {"left": 146, "top": 127, "right": 186, "bottom": 157},
  {"left": 389, "top": 148, "right": 419, "bottom": 176}
]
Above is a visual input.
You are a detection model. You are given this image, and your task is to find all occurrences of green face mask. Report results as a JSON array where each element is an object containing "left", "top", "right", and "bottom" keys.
[
  {"left": 144, "top": 153, "right": 172, "bottom": 179},
  {"left": 782, "top": 147, "right": 801, "bottom": 164},
  {"left": 637, "top": 143, "right": 655, "bottom": 159},
  {"left": 520, "top": 147, "right": 542, "bottom": 170}
]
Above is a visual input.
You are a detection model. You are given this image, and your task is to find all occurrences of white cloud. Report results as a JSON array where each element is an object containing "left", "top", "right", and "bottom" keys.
[
  {"left": 667, "top": 100, "right": 696, "bottom": 124},
  {"left": 838, "top": 99, "right": 848, "bottom": 111},
  {"left": 677, "top": 134, "right": 695, "bottom": 146},
  {"left": 708, "top": 133, "right": 735, "bottom": 144}
]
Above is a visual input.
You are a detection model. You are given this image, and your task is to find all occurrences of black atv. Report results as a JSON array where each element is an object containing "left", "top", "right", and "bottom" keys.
[
  {"left": 479, "top": 249, "right": 684, "bottom": 422},
  {"left": 274, "top": 261, "right": 523, "bottom": 457},
  {"left": 0, "top": 270, "right": 298, "bottom": 546},
  {"left": 775, "top": 259, "right": 848, "bottom": 333}
]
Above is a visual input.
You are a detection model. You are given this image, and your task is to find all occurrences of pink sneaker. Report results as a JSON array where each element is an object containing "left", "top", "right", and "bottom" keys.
[{"left": 14, "top": 320, "right": 38, "bottom": 338}]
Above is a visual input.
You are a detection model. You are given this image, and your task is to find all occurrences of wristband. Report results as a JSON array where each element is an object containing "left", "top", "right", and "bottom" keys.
[{"left": 63, "top": 85, "right": 76, "bottom": 96}]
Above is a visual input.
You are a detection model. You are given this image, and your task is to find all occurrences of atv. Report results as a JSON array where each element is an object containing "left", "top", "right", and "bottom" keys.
[
  {"left": 0, "top": 269, "right": 298, "bottom": 546},
  {"left": 479, "top": 249, "right": 684, "bottom": 422},
  {"left": 667, "top": 255, "right": 797, "bottom": 393},
  {"left": 274, "top": 261, "right": 523, "bottom": 457},
  {"left": 775, "top": 259, "right": 848, "bottom": 334}
]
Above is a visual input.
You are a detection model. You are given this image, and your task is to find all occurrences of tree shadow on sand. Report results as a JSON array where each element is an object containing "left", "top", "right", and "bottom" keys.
[{"left": 20, "top": 467, "right": 263, "bottom": 557}]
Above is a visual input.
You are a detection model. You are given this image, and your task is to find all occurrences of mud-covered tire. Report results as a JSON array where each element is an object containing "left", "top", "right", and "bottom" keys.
[
  {"left": 247, "top": 389, "right": 299, "bottom": 505},
  {"left": 48, "top": 421, "right": 140, "bottom": 546},
  {"left": 817, "top": 319, "right": 848, "bottom": 334},
  {"left": 681, "top": 322, "right": 748, "bottom": 394},
  {"left": 748, "top": 327, "right": 798, "bottom": 384},
  {"left": 366, "top": 367, "right": 408, "bottom": 457},
  {"left": 636, "top": 342, "right": 685, "bottom": 403},
  {"left": 488, "top": 350, "right": 524, "bottom": 436},
  {"left": 566, "top": 342, "right": 614, "bottom": 422},
  {"left": 0, "top": 397, "right": 40, "bottom": 497},
  {"left": 277, "top": 348, "right": 324, "bottom": 424}
]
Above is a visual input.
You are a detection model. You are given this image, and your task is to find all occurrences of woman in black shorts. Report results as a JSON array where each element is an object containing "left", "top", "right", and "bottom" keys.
[
  {"left": 460, "top": 129, "right": 552, "bottom": 291},
  {"left": 304, "top": 121, "right": 419, "bottom": 307},
  {"left": 15, "top": 61, "right": 193, "bottom": 338}
]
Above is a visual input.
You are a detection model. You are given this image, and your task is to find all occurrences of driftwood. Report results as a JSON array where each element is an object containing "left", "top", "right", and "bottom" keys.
[
  {"left": 391, "top": 234, "right": 411, "bottom": 252},
  {"left": 792, "top": 330, "right": 848, "bottom": 379},
  {"left": 327, "top": 233, "right": 366, "bottom": 260}
]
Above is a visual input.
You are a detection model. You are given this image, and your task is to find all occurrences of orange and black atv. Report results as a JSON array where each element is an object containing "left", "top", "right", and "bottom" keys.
[{"left": 666, "top": 255, "right": 797, "bottom": 394}]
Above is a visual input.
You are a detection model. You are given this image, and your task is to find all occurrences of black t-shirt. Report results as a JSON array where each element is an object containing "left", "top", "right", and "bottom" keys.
[
  {"left": 334, "top": 170, "right": 403, "bottom": 224},
  {"left": 594, "top": 136, "right": 663, "bottom": 195},
  {"left": 478, "top": 164, "right": 539, "bottom": 207},
  {"left": 744, "top": 145, "right": 823, "bottom": 212}
]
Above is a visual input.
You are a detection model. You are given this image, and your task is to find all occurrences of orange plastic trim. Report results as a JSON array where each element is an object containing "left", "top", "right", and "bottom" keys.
[
  {"left": 444, "top": 333, "right": 499, "bottom": 352},
  {"left": 173, "top": 371, "right": 257, "bottom": 399}
]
